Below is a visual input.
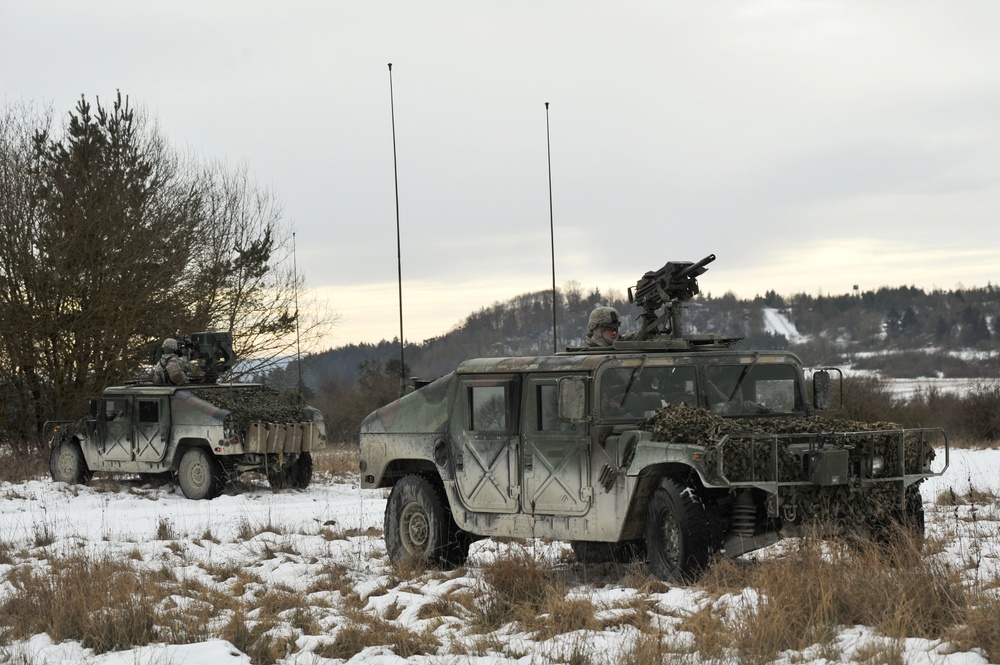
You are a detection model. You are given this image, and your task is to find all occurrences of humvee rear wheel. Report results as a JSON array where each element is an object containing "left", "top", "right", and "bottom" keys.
[
  {"left": 385, "top": 474, "right": 452, "bottom": 567},
  {"left": 645, "top": 477, "right": 713, "bottom": 583},
  {"left": 177, "top": 448, "right": 219, "bottom": 500},
  {"left": 50, "top": 440, "right": 92, "bottom": 485}
]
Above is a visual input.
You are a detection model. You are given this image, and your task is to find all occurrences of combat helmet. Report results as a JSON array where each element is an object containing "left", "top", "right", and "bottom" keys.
[
  {"left": 162, "top": 338, "right": 179, "bottom": 353},
  {"left": 588, "top": 306, "right": 621, "bottom": 334}
]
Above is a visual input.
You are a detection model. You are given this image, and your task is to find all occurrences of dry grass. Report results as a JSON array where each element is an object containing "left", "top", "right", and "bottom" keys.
[
  {"left": 312, "top": 446, "right": 360, "bottom": 479},
  {"left": 685, "top": 533, "right": 985, "bottom": 664},
  {"left": 315, "top": 606, "right": 440, "bottom": 660},
  {"left": 0, "top": 555, "right": 159, "bottom": 653}
]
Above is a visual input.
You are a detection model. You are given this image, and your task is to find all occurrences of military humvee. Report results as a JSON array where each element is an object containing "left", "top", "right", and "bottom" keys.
[
  {"left": 47, "top": 332, "right": 327, "bottom": 500},
  {"left": 360, "top": 256, "right": 949, "bottom": 581}
]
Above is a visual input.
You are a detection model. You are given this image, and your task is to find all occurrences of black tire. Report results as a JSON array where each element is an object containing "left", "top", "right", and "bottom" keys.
[
  {"left": 289, "top": 452, "right": 313, "bottom": 489},
  {"left": 177, "top": 448, "right": 220, "bottom": 500},
  {"left": 385, "top": 474, "right": 456, "bottom": 567},
  {"left": 645, "top": 477, "right": 715, "bottom": 583},
  {"left": 267, "top": 453, "right": 313, "bottom": 490},
  {"left": 903, "top": 485, "right": 925, "bottom": 539},
  {"left": 49, "top": 440, "right": 92, "bottom": 485}
]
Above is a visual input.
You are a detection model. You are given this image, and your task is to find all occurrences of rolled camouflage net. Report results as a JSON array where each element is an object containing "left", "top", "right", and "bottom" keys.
[
  {"left": 190, "top": 386, "right": 307, "bottom": 435},
  {"left": 640, "top": 403, "right": 934, "bottom": 528}
]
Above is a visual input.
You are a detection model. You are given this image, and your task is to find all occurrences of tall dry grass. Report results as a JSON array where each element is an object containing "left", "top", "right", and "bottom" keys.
[{"left": 688, "top": 533, "right": 992, "bottom": 664}]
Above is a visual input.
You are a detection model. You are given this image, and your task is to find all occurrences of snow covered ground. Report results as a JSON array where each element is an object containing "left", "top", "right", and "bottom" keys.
[{"left": 1, "top": 449, "right": 999, "bottom": 665}]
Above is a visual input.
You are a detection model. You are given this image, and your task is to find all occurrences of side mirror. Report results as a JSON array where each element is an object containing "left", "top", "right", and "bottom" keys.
[
  {"left": 558, "top": 376, "right": 587, "bottom": 422},
  {"left": 813, "top": 370, "right": 832, "bottom": 410},
  {"left": 87, "top": 398, "right": 99, "bottom": 419}
]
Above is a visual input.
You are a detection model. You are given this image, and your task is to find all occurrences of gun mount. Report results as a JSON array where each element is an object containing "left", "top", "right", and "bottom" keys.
[
  {"left": 152, "top": 331, "right": 236, "bottom": 384},
  {"left": 621, "top": 254, "right": 740, "bottom": 350}
]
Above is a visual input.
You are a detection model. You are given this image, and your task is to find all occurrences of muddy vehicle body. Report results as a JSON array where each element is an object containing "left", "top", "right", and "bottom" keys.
[
  {"left": 360, "top": 257, "right": 949, "bottom": 581},
  {"left": 48, "top": 332, "right": 327, "bottom": 499}
]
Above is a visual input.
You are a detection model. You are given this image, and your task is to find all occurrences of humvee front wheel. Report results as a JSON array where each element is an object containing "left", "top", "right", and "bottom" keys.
[
  {"left": 645, "top": 477, "right": 714, "bottom": 583},
  {"left": 177, "top": 448, "right": 219, "bottom": 500},
  {"left": 50, "top": 440, "right": 92, "bottom": 485},
  {"left": 385, "top": 474, "right": 453, "bottom": 567}
]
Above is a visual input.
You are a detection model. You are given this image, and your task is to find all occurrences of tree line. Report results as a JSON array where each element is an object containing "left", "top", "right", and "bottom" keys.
[
  {"left": 0, "top": 93, "right": 327, "bottom": 441},
  {"left": 277, "top": 282, "right": 1000, "bottom": 443}
]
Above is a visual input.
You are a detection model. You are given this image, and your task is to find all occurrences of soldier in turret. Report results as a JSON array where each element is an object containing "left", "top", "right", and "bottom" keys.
[
  {"left": 154, "top": 338, "right": 193, "bottom": 385},
  {"left": 586, "top": 306, "right": 622, "bottom": 347}
]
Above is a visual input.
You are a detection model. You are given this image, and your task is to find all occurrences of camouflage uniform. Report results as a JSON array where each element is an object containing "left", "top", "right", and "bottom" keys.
[{"left": 154, "top": 338, "right": 192, "bottom": 385}]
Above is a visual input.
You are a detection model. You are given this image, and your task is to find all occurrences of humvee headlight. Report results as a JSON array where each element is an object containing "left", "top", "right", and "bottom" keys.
[{"left": 869, "top": 455, "right": 885, "bottom": 476}]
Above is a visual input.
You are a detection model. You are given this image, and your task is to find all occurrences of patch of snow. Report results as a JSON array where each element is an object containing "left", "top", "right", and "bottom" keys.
[{"left": 762, "top": 307, "right": 808, "bottom": 344}]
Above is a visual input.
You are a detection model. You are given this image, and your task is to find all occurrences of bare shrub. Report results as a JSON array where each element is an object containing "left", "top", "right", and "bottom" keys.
[
  {"left": 841, "top": 375, "right": 900, "bottom": 423},
  {"left": 0, "top": 442, "right": 48, "bottom": 483}
]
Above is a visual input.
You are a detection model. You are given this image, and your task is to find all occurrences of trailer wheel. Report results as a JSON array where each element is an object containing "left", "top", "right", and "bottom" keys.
[
  {"left": 268, "top": 453, "right": 313, "bottom": 490},
  {"left": 289, "top": 452, "right": 313, "bottom": 489},
  {"left": 177, "top": 448, "right": 219, "bottom": 500},
  {"left": 385, "top": 474, "right": 453, "bottom": 567},
  {"left": 645, "top": 477, "right": 714, "bottom": 583},
  {"left": 50, "top": 440, "right": 92, "bottom": 485}
]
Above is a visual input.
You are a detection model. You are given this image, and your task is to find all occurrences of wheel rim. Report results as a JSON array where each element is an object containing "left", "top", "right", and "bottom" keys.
[
  {"left": 184, "top": 453, "right": 209, "bottom": 491},
  {"left": 56, "top": 449, "right": 77, "bottom": 479},
  {"left": 399, "top": 500, "right": 430, "bottom": 555},
  {"left": 658, "top": 511, "right": 682, "bottom": 571},
  {"left": 189, "top": 460, "right": 207, "bottom": 489}
]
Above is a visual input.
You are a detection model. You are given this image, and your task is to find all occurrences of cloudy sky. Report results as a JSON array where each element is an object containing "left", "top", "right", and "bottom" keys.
[{"left": 4, "top": 2, "right": 999, "bottom": 348}]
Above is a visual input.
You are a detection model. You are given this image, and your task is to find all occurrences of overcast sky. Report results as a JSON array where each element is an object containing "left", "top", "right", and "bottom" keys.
[{"left": 4, "top": 2, "right": 1000, "bottom": 348}]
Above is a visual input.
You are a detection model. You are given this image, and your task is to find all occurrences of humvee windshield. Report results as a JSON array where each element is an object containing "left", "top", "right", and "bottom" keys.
[
  {"left": 706, "top": 363, "right": 803, "bottom": 415},
  {"left": 599, "top": 361, "right": 805, "bottom": 420}
]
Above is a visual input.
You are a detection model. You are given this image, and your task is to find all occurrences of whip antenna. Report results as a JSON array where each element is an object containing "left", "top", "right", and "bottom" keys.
[
  {"left": 388, "top": 63, "right": 406, "bottom": 395},
  {"left": 546, "top": 102, "right": 558, "bottom": 352},
  {"left": 293, "top": 231, "right": 303, "bottom": 396}
]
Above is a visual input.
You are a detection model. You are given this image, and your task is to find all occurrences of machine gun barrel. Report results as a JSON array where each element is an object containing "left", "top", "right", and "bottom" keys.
[{"left": 675, "top": 253, "right": 715, "bottom": 280}]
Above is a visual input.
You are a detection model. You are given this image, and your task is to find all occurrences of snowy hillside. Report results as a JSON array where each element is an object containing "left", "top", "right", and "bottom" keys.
[{"left": 763, "top": 307, "right": 808, "bottom": 345}]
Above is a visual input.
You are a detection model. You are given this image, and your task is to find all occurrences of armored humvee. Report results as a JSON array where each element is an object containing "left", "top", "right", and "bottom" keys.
[
  {"left": 359, "top": 256, "right": 949, "bottom": 582},
  {"left": 47, "top": 332, "right": 327, "bottom": 500}
]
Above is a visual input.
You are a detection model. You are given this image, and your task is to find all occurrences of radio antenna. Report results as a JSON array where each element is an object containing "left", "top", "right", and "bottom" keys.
[
  {"left": 293, "top": 231, "right": 303, "bottom": 397},
  {"left": 388, "top": 63, "right": 406, "bottom": 395},
  {"left": 546, "top": 102, "right": 558, "bottom": 353}
]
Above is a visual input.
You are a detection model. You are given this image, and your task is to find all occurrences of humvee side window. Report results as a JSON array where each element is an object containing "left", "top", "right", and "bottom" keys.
[
  {"left": 104, "top": 398, "right": 127, "bottom": 421},
  {"left": 138, "top": 400, "right": 159, "bottom": 424},
  {"left": 469, "top": 385, "right": 507, "bottom": 432},
  {"left": 600, "top": 366, "right": 698, "bottom": 419},
  {"left": 537, "top": 384, "right": 576, "bottom": 431}
]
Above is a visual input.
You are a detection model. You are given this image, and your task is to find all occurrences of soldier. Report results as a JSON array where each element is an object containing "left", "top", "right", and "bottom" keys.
[
  {"left": 154, "top": 338, "right": 192, "bottom": 385},
  {"left": 586, "top": 306, "right": 622, "bottom": 347}
]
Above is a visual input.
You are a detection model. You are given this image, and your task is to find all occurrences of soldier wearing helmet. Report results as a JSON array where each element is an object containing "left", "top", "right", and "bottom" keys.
[
  {"left": 153, "top": 337, "right": 193, "bottom": 385},
  {"left": 586, "top": 306, "right": 622, "bottom": 347}
]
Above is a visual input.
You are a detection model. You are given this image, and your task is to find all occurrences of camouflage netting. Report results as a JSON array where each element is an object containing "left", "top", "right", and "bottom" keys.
[
  {"left": 190, "top": 387, "right": 307, "bottom": 435},
  {"left": 640, "top": 403, "right": 935, "bottom": 528}
]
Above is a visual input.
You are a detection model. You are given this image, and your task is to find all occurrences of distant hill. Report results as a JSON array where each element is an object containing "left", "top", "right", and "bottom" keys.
[{"left": 267, "top": 283, "right": 1000, "bottom": 393}]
